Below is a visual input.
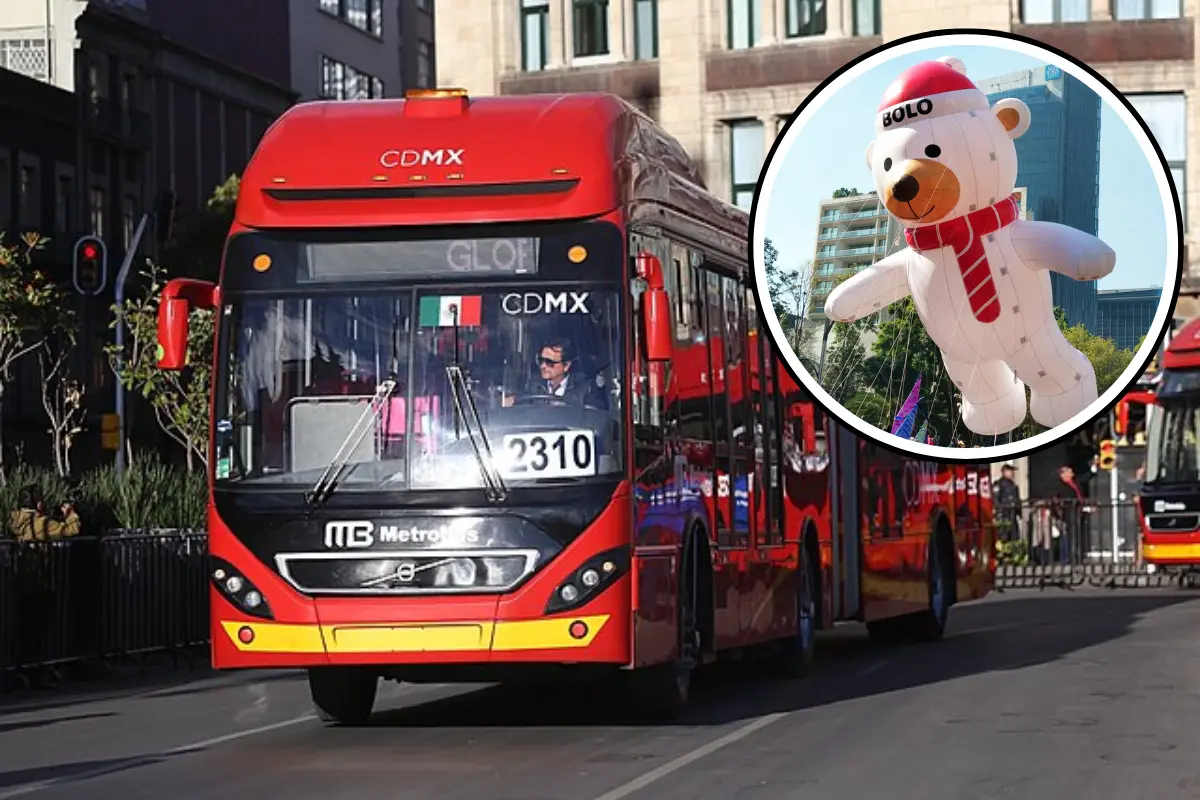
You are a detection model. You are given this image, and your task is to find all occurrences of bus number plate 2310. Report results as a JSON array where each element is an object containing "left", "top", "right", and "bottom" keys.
[{"left": 500, "top": 430, "right": 596, "bottom": 479}]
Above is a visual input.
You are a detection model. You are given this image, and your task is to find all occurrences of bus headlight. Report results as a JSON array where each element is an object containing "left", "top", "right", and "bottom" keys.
[
  {"left": 210, "top": 556, "right": 274, "bottom": 620},
  {"left": 545, "top": 546, "right": 629, "bottom": 615}
]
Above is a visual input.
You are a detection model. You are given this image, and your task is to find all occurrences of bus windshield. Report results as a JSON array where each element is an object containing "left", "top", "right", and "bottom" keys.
[
  {"left": 214, "top": 285, "right": 624, "bottom": 493},
  {"left": 1145, "top": 398, "right": 1200, "bottom": 484},
  {"left": 211, "top": 222, "right": 627, "bottom": 497}
]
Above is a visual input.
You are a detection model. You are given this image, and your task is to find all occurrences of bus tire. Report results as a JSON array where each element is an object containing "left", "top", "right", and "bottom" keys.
[
  {"left": 866, "top": 525, "right": 953, "bottom": 645},
  {"left": 768, "top": 537, "right": 818, "bottom": 679},
  {"left": 628, "top": 527, "right": 701, "bottom": 721},
  {"left": 307, "top": 667, "right": 378, "bottom": 726},
  {"left": 905, "top": 525, "right": 954, "bottom": 643}
]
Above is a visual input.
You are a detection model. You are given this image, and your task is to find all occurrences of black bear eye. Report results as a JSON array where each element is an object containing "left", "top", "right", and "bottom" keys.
[
  {"left": 883, "top": 158, "right": 892, "bottom": 171},
  {"left": 924, "top": 144, "right": 941, "bottom": 158}
]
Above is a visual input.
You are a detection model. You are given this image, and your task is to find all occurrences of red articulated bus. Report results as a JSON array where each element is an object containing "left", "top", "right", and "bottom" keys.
[{"left": 155, "top": 89, "right": 995, "bottom": 726}]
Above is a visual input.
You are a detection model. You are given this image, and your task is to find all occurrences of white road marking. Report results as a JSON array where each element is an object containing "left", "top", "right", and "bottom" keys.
[
  {"left": 0, "top": 713, "right": 317, "bottom": 799},
  {"left": 591, "top": 713, "right": 788, "bottom": 800},
  {"left": 854, "top": 658, "right": 891, "bottom": 677},
  {"left": 0, "top": 680, "right": 451, "bottom": 798}
]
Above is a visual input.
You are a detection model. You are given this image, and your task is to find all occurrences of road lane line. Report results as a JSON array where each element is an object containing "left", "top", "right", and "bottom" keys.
[
  {"left": 591, "top": 712, "right": 788, "bottom": 800},
  {"left": 0, "top": 679, "right": 458, "bottom": 799},
  {"left": 0, "top": 714, "right": 318, "bottom": 800}
]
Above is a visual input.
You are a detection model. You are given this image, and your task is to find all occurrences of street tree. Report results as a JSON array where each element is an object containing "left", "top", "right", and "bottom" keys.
[
  {"left": 107, "top": 260, "right": 214, "bottom": 471},
  {"left": 0, "top": 232, "right": 63, "bottom": 482},
  {"left": 38, "top": 303, "right": 86, "bottom": 476}
]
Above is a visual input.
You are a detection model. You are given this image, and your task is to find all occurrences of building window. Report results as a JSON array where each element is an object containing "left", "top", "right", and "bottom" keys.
[
  {"left": 1021, "top": 0, "right": 1089, "bottom": 22},
  {"left": 729, "top": 119, "right": 764, "bottom": 210},
  {"left": 416, "top": 40, "right": 433, "bottom": 87},
  {"left": 573, "top": 0, "right": 609, "bottom": 57},
  {"left": 786, "top": 0, "right": 826, "bottom": 38},
  {"left": 18, "top": 163, "right": 39, "bottom": 227},
  {"left": 55, "top": 174, "right": 73, "bottom": 234},
  {"left": 1128, "top": 93, "right": 1187, "bottom": 227},
  {"left": 319, "top": 0, "right": 384, "bottom": 36},
  {"left": 122, "top": 196, "right": 139, "bottom": 250},
  {"left": 727, "top": 0, "right": 759, "bottom": 49},
  {"left": 89, "top": 187, "right": 106, "bottom": 237},
  {"left": 1112, "top": 0, "right": 1181, "bottom": 18},
  {"left": 634, "top": 0, "right": 657, "bottom": 59},
  {"left": 0, "top": 38, "right": 49, "bottom": 81},
  {"left": 320, "top": 55, "right": 386, "bottom": 99},
  {"left": 853, "top": 0, "right": 881, "bottom": 35},
  {"left": 521, "top": 0, "right": 550, "bottom": 71}
]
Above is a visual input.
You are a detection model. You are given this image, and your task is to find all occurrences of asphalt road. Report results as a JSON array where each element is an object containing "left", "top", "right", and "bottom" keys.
[{"left": 3, "top": 588, "right": 1200, "bottom": 799}]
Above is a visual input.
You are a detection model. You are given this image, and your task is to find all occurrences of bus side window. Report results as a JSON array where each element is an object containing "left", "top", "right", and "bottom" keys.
[
  {"left": 629, "top": 235, "right": 664, "bottom": 432},
  {"left": 676, "top": 249, "right": 711, "bottom": 442}
]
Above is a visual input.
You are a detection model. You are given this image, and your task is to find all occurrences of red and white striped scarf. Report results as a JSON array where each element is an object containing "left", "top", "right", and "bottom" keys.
[{"left": 903, "top": 194, "right": 1020, "bottom": 324}]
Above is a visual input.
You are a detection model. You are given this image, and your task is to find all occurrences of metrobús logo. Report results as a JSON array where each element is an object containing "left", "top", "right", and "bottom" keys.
[
  {"left": 379, "top": 148, "right": 464, "bottom": 168},
  {"left": 323, "top": 520, "right": 482, "bottom": 549}
]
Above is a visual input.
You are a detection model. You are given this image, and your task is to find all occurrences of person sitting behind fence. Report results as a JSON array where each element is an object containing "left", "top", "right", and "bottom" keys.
[{"left": 8, "top": 485, "right": 81, "bottom": 542}]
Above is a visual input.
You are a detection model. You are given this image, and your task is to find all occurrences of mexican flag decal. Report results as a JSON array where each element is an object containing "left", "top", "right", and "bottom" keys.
[{"left": 419, "top": 295, "right": 483, "bottom": 327}]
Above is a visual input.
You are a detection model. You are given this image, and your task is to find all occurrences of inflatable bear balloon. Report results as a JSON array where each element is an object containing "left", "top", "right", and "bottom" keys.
[{"left": 824, "top": 56, "right": 1116, "bottom": 437}]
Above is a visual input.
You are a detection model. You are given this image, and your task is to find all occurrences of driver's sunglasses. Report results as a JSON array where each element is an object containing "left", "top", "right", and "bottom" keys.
[{"left": 536, "top": 356, "right": 562, "bottom": 367}]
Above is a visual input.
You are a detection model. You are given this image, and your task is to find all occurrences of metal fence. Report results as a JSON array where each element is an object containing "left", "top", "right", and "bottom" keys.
[
  {"left": 0, "top": 531, "right": 209, "bottom": 680},
  {"left": 993, "top": 498, "right": 1142, "bottom": 567}
]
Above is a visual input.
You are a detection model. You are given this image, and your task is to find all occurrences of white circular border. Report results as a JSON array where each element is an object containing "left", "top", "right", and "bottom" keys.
[{"left": 751, "top": 31, "right": 1182, "bottom": 463}]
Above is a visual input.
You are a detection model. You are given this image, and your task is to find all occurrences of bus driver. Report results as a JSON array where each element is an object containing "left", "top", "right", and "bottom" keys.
[{"left": 502, "top": 336, "right": 606, "bottom": 409}]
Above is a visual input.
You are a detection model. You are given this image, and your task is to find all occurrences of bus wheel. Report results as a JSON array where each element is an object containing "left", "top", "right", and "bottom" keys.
[
  {"left": 307, "top": 667, "right": 378, "bottom": 726},
  {"left": 769, "top": 542, "right": 817, "bottom": 679},
  {"left": 905, "top": 530, "right": 952, "bottom": 643},
  {"left": 628, "top": 531, "right": 700, "bottom": 721}
]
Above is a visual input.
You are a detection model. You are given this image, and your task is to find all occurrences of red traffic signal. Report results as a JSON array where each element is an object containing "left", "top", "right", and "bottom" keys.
[{"left": 73, "top": 235, "right": 107, "bottom": 296}]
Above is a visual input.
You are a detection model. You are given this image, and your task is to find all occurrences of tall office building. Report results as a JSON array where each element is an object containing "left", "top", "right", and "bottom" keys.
[
  {"left": 1096, "top": 286, "right": 1163, "bottom": 351},
  {"left": 978, "top": 66, "right": 1102, "bottom": 331}
]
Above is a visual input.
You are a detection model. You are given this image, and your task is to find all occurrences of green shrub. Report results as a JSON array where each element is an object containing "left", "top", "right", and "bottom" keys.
[{"left": 2, "top": 454, "right": 207, "bottom": 536}]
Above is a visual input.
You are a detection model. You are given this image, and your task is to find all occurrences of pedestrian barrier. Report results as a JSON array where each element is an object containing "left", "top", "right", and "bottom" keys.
[
  {"left": 991, "top": 496, "right": 1200, "bottom": 591},
  {"left": 0, "top": 531, "right": 209, "bottom": 685}
]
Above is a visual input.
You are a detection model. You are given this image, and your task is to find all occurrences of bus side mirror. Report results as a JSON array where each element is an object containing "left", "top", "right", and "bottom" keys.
[
  {"left": 158, "top": 298, "right": 190, "bottom": 369},
  {"left": 635, "top": 252, "right": 672, "bottom": 362},
  {"left": 157, "top": 278, "right": 218, "bottom": 370}
]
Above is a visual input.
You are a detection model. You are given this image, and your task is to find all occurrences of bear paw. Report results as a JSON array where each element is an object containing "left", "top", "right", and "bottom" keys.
[
  {"left": 959, "top": 380, "right": 1028, "bottom": 436},
  {"left": 1029, "top": 379, "right": 1098, "bottom": 428}
]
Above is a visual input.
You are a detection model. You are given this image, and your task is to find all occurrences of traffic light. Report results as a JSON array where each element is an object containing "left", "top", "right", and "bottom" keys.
[
  {"left": 73, "top": 235, "right": 107, "bottom": 296},
  {"left": 1099, "top": 439, "right": 1116, "bottom": 471}
]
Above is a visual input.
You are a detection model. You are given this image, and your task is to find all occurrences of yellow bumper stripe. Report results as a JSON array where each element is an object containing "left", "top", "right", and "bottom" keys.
[
  {"left": 221, "top": 615, "right": 610, "bottom": 655},
  {"left": 1143, "top": 543, "right": 1200, "bottom": 561}
]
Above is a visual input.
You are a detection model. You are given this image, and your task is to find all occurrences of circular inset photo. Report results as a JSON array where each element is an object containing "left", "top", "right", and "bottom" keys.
[{"left": 752, "top": 29, "right": 1182, "bottom": 462}]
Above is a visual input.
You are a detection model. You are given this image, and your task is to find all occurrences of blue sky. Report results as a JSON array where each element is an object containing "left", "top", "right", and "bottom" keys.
[{"left": 760, "top": 44, "right": 1169, "bottom": 293}]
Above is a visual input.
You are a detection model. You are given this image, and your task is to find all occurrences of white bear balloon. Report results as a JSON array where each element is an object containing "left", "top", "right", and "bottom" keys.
[{"left": 824, "top": 56, "right": 1116, "bottom": 437}]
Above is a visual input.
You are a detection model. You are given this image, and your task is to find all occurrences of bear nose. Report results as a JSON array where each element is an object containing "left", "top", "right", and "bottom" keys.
[{"left": 891, "top": 174, "right": 920, "bottom": 203}]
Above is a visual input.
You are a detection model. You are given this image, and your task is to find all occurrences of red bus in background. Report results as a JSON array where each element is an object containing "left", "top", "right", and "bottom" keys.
[{"left": 155, "top": 89, "right": 995, "bottom": 726}]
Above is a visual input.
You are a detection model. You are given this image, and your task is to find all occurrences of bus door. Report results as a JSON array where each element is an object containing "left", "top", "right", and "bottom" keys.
[
  {"left": 701, "top": 265, "right": 747, "bottom": 646},
  {"left": 828, "top": 424, "right": 862, "bottom": 621}
]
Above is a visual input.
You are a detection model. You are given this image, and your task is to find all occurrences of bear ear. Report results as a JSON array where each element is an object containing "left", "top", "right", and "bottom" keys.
[
  {"left": 991, "top": 97, "right": 1031, "bottom": 139},
  {"left": 865, "top": 141, "right": 875, "bottom": 170}
]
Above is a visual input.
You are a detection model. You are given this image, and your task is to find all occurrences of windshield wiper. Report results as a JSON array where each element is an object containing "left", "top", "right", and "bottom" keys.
[
  {"left": 304, "top": 379, "right": 397, "bottom": 507},
  {"left": 445, "top": 365, "right": 508, "bottom": 503}
]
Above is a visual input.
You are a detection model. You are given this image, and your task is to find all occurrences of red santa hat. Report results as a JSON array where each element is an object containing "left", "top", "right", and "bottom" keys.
[{"left": 874, "top": 56, "right": 989, "bottom": 134}]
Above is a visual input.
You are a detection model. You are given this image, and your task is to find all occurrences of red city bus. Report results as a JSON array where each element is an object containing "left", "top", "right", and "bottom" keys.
[
  {"left": 1136, "top": 318, "right": 1200, "bottom": 568},
  {"left": 155, "top": 90, "right": 995, "bottom": 726}
]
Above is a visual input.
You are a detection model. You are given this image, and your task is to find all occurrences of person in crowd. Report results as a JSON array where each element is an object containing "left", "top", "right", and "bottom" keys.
[
  {"left": 8, "top": 484, "right": 81, "bottom": 541},
  {"left": 994, "top": 463, "right": 1022, "bottom": 544}
]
